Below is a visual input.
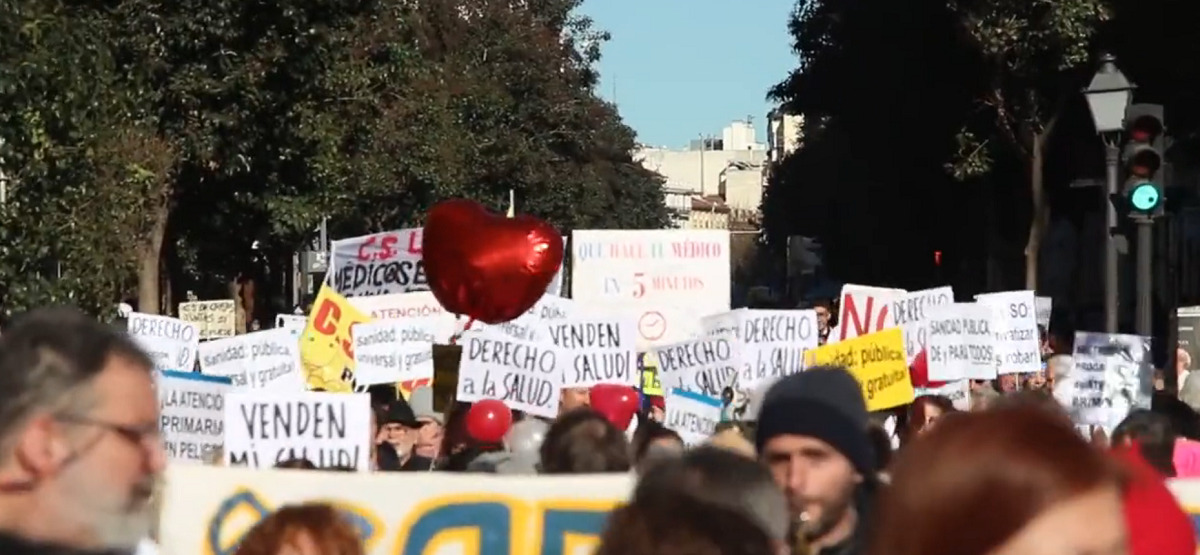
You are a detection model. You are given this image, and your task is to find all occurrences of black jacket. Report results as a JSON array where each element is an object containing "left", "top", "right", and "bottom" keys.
[{"left": 811, "top": 480, "right": 876, "bottom": 555}]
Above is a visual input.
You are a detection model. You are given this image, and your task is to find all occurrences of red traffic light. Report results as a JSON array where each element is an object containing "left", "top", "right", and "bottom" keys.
[
  {"left": 1129, "top": 147, "right": 1162, "bottom": 178},
  {"left": 933, "top": 250, "right": 942, "bottom": 266},
  {"left": 1128, "top": 114, "right": 1163, "bottom": 143}
]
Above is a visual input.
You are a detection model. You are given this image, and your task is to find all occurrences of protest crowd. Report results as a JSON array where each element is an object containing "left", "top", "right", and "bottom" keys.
[{"left": 1, "top": 200, "right": 1200, "bottom": 555}]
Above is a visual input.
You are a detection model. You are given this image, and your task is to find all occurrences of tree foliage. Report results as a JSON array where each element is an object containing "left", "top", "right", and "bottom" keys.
[
  {"left": 763, "top": 0, "right": 1200, "bottom": 296},
  {"left": 0, "top": 0, "right": 664, "bottom": 316}
]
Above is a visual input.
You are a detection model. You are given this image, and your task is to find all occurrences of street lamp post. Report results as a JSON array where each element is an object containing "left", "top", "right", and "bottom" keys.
[{"left": 1083, "top": 53, "right": 1134, "bottom": 333}]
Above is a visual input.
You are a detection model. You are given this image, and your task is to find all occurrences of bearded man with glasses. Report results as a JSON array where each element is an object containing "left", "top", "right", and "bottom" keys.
[{"left": 0, "top": 307, "right": 166, "bottom": 554}]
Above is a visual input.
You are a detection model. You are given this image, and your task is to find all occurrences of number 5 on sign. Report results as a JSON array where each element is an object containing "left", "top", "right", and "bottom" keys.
[{"left": 632, "top": 272, "right": 646, "bottom": 298}]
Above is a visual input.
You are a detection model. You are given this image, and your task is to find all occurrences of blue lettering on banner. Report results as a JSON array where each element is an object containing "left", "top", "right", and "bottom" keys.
[{"left": 203, "top": 490, "right": 618, "bottom": 555}]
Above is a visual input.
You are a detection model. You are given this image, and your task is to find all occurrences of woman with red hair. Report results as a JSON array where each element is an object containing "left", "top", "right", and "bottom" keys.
[{"left": 869, "top": 405, "right": 1127, "bottom": 555}]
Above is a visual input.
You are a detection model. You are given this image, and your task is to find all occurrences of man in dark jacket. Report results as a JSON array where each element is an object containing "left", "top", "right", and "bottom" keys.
[{"left": 755, "top": 366, "right": 876, "bottom": 555}]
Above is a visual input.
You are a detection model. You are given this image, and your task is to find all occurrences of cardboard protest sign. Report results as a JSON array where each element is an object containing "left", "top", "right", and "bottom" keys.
[
  {"left": 179, "top": 300, "right": 238, "bottom": 340},
  {"left": 924, "top": 303, "right": 997, "bottom": 381},
  {"left": 198, "top": 328, "right": 305, "bottom": 391},
  {"left": 127, "top": 312, "right": 200, "bottom": 371},
  {"left": 974, "top": 290, "right": 1041, "bottom": 374},
  {"left": 224, "top": 391, "right": 372, "bottom": 471},
  {"left": 664, "top": 388, "right": 722, "bottom": 445},
  {"left": 347, "top": 291, "right": 458, "bottom": 343},
  {"left": 300, "top": 284, "right": 372, "bottom": 392},
  {"left": 330, "top": 228, "right": 426, "bottom": 297},
  {"left": 888, "top": 286, "right": 953, "bottom": 364},
  {"left": 456, "top": 334, "right": 565, "bottom": 419},
  {"left": 544, "top": 315, "right": 638, "bottom": 388},
  {"left": 806, "top": 328, "right": 914, "bottom": 411},
  {"left": 651, "top": 336, "right": 738, "bottom": 399},
  {"left": 157, "top": 370, "right": 230, "bottom": 463}
]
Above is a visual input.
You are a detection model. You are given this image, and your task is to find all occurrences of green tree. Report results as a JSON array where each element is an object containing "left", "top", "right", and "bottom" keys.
[{"left": 946, "top": 0, "right": 1108, "bottom": 288}]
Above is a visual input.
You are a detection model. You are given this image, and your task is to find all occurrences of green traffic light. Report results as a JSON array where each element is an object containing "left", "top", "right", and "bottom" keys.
[{"left": 1130, "top": 182, "right": 1160, "bottom": 211}]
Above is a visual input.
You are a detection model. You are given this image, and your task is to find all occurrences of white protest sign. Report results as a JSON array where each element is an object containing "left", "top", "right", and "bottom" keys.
[
  {"left": 456, "top": 334, "right": 565, "bottom": 419},
  {"left": 974, "top": 290, "right": 1042, "bottom": 374},
  {"left": 156, "top": 370, "right": 230, "bottom": 463},
  {"left": 469, "top": 295, "right": 576, "bottom": 342},
  {"left": 651, "top": 336, "right": 738, "bottom": 398},
  {"left": 330, "top": 228, "right": 426, "bottom": 297},
  {"left": 275, "top": 314, "right": 307, "bottom": 331},
  {"left": 198, "top": 329, "right": 304, "bottom": 391},
  {"left": 571, "top": 229, "right": 730, "bottom": 348},
  {"left": 889, "top": 286, "right": 954, "bottom": 363},
  {"left": 924, "top": 303, "right": 997, "bottom": 381},
  {"left": 347, "top": 292, "right": 457, "bottom": 343},
  {"left": 544, "top": 315, "right": 638, "bottom": 388},
  {"left": 1068, "top": 332, "right": 1153, "bottom": 429},
  {"left": 720, "top": 309, "right": 818, "bottom": 390},
  {"left": 700, "top": 310, "right": 742, "bottom": 339},
  {"left": 546, "top": 235, "right": 568, "bottom": 296},
  {"left": 127, "top": 312, "right": 200, "bottom": 371},
  {"left": 915, "top": 380, "right": 970, "bottom": 411},
  {"left": 831, "top": 284, "right": 906, "bottom": 343},
  {"left": 224, "top": 391, "right": 372, "bottom": 470},
  {"left": 1035, "top": 296, "right": 1052, "bottom": 329},
  {"left": 663, "top": 388, "right": 722, "bottom": 445},
  {"left": 351, "top": 319, "right": 437, "bottom": 386}
]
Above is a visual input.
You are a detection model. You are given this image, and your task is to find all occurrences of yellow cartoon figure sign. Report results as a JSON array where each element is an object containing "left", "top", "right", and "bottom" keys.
[{"left": 301, "top": 285, "right": 372, "bottom": 392}]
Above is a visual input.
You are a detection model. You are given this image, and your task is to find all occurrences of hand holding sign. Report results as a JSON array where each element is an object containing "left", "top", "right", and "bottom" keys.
[{"left": 422, "top": 199, "right": 564, "bottom": 325}]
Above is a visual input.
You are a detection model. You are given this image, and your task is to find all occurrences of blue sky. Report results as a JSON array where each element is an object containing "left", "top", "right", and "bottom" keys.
[{"left": 581, "top": 0, "right": 799, "bottom": 148}]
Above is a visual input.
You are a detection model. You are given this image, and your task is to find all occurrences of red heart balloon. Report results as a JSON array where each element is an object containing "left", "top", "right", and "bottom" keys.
[
  {"left": 422, "top": 199, "right": 563, "bottom": 325},
  {"left": 589, "top": 384, "right": 639, "bottom": 430},
  {"left": 465, "top": 399, "right": 513, "bottom": 444},
  {"left": 909, "top": 349, "right": 949, "bottom": 389}
]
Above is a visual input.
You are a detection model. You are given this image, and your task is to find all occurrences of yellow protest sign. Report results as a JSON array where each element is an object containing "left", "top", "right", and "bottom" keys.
[
  {"left": 806, "top": 328, "right": 913, "bottom": 411},
  {"left": 638, "top": 352, "right": 663, "bottom": 395},
  {"left": 300, "top": 285, "right": 372, "bottom": 393}
]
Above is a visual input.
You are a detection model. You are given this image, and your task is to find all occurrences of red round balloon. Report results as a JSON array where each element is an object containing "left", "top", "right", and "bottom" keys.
[
  {"left": 909, "top": 349, "right": 949, "bottom": 389},
  {"left": 422, "top": 199, "right": 563, "bottom": 325},
  {"left": 589, "top": 384, "right": 639, "bottom": 430},
  {"left": 465, "top": 400, "right": 513, "bottom": 444}
]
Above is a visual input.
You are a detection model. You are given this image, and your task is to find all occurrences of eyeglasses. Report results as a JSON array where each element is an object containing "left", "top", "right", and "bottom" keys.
[{"left": 57, "top": 414, "right": 161, "bottom": 451}]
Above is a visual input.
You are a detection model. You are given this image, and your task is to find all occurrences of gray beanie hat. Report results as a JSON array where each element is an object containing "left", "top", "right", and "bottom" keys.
[{"left": 754, "top": 366, "right": 873, "bottom": 475}]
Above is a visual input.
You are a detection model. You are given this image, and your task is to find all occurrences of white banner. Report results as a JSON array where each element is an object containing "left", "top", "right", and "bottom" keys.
[
  {"left": 703, "top": 309, "right": 818, "bottom": 390},
  {"left": 351, "top": 320, "right": 436, "bottom": 386},
  {"left": 571, "top": 230, "right": 730, "bottom": 347},
  {"left": 158, "top": 464, "right": 632, "bottom": 555},
  {"left": 330, "top": 229, "right": 426, "bottom": 297},
  {"left": 156, "top": 370, "right": 229, "bottom": 463},
  {"left": 127, "top": 312, "right": 199, "bottom": 372}
]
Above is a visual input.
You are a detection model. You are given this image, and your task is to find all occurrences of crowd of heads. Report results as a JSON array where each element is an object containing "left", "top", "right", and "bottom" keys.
[{"left": 0, "top": 306, "right": 1195, "bottom": 555}]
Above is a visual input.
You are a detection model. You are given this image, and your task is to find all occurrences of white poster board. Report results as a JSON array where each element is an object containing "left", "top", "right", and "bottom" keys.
[
  {"left": 156, "top": 370, "right": 230, "bottom": 463},
  {"left": 223, "top": 391, "right": 372, "bottom": 471},
  {"left": 127, "top": 312, "right": 200, "bottom": 371},
  {"left": 197, "top": 328, "right": 305, "bottom": 391}
]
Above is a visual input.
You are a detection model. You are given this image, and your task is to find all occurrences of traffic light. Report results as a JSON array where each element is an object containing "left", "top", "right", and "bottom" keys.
[{"left": 1122, "top": 103, "right": 1165, "bottom": 217}]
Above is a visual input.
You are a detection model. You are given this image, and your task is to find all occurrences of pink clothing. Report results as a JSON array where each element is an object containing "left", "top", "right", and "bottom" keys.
[{"left": 1172, "top": 438, "right": 1200, "bottom": 477}]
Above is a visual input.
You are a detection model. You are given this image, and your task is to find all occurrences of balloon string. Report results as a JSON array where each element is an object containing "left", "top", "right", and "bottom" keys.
[{"left": 449, "top": 317, "right": 478, "bottom": 345}]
